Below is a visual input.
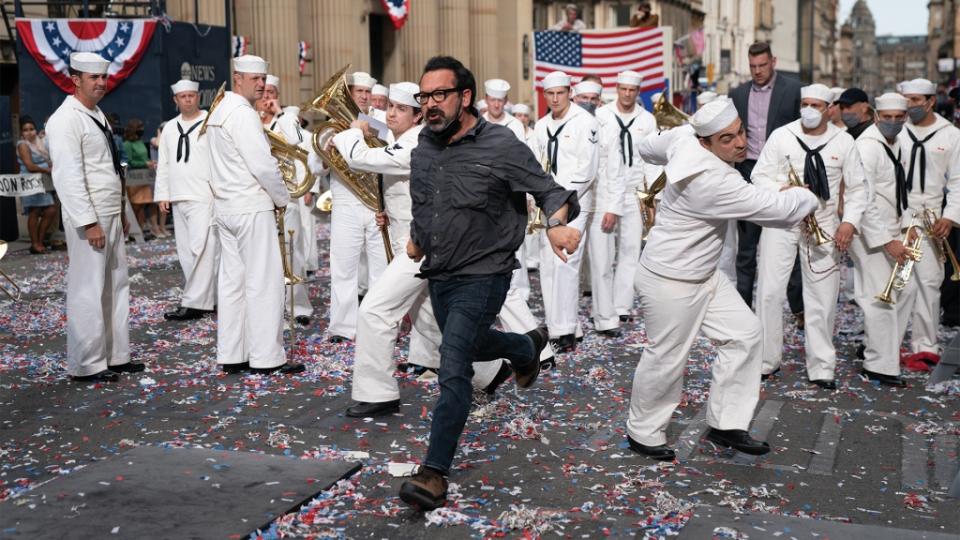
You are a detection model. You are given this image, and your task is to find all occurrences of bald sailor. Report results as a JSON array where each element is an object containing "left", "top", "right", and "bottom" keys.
[
  {"left": 47, "top": 52, "right": 142, "bottom": 382},
  {"left": 205, "top": 55, "right": 302, "bottom": 375},
  {"left": 627, "top": 99, "right": 818, "bottom": 460},
  {"left": 156, "top": 79, "right": 218, "bottom": 321}
]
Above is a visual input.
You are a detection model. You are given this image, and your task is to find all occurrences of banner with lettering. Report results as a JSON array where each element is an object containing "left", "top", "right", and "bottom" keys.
[{"left": 0, "top": 173, "right": 51, "bottom": 197}]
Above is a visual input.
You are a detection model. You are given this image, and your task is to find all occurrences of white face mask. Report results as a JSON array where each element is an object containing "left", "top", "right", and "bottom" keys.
[{"left": 800, "top": 106, "right": 823, "bottom": 129}]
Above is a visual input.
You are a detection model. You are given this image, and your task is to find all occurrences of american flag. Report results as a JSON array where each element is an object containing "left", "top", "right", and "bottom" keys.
[{"left": 534, "top": 27, "right": 667, "bottom": 110}]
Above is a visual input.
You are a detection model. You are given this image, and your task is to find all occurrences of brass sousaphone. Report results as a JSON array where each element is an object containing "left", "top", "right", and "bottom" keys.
[
  {"left": 304, "top": 64, "right": 393, "bottom": 261},
  {"left": 633, "top": 93, "right": 691, "bottom": 233}
]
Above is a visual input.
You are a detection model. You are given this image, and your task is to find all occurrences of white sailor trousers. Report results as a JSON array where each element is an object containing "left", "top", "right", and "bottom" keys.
[
  {"left": 511, "top": 243, "right": 531, "bottom": 301},
  {"left": 585, "top": 211, "right": 620, "bottom": 331},
  {"left": 329, "top": 202, "right": 387, "bottom": 338},
  {"left": 300, "top": 197, "right": 319, "bottom": 272},
  {"left": 352, "top": 248, "right": 503, "bottom": 402},
  {"left": 613, "top": 199, "right": 644, "bottom": 317},
  {"left": 282, "top": 202, "right": 313, "bottom": 318},
  {"left": 849, "top": 237, "right": 907, "bottom": 375},
  {"left": 499, "top": 268, "right": 556, "bottom": 362},
  {"left": 756, "top": 223, "right": 841, "bottom": 381},
  {"left": 64, "top": 214, "right": 130, "bottom": 376},
  {"left": 539, "top": 211, "right": 588, "bottom": 337},
  {"left": 899, "top": 232, "right": 946, "bottom": 355},
  {"left": 216, "top": 210, "right": 286, "bottom": 369},
  {"left": 627, "top": 265, "right": 762, "bottom": 445},
  {"left": 172, "top": 200, "right": 218, "bottom": 310}
]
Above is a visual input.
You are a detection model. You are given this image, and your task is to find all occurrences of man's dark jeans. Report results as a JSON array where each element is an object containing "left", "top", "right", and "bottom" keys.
[
  {"left": 423, "top": 273, "right": 536, "bottom": 475},
  {"left": 735, "top": 159, "right": 805, "bottom": 314}
]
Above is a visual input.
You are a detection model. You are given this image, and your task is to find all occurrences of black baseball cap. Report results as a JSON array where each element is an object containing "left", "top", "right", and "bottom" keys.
[{"left": 836, "top": 88, "right": 869, "bottom": 105}]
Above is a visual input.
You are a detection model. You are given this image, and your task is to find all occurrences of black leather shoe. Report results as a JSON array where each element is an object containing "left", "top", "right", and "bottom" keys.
[
  {"left": 582, "top": 290, "right": 592, "bottom": 297},
  {"left": 761, "top": 367, "right": 781, "bottom": 381},
  {"left": 554, "top": 334, "right": 576, "bottom": 353},
  {"left": 619, "top": 315, "right": 634, "bottom": 323},
  {"left": 539, "top": 356, "right": 556, "bottom": 371},
  {"left": 855, "top": 343, "right": 866, "bottom": 360},
  {"left": 597, "top": 328, "right": 622, "bottom": 338},
  {"left": 108, "top": 362, "right": 145, "bottom": 373},
  {"left": 345, "top": 399, "right": 400, "bottom": 417},
  {"left": 626, "top": 435, "right": 676, "bottom": 461},
  {"left": 483, "top": 362, "right": 513, "bottom": 395},
  {"left": 794, "top": 311, "right": 805, "bottom": 330},
  {"left": 295, "top": 316, "right": 311, "bottom": 326},
  {"left": 221, "top": 362, "right": 250, "bottom": 374},
  {"left": 249, "top": 363, "right": 306, "bottom": 375},
  {"left": 329, "top": 335, "right": 351, "bottom": 343},
  {"left": 704, "top": 428, "right": 771, "bottom": 455},
  {"left": 399, "top": 466, "right": 448, "bottom": 511},
  {"left": 861, "top": 369, "right": 906, "bottom": 387},
  {"left": 71, "top": 370, "right": 119, "bottom": 383},
  {"left": 810, "top": 379, "right": 837, "bottom": 390},
  {"left": 164, "top": 306, "right": 205, "bottom": 321},
  {"left": 515, "top": 328, "right": 547, "bottom": 388}
]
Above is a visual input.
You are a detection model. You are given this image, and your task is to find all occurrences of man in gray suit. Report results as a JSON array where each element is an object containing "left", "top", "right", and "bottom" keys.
[{"left": 730, "top": 41, "right": 804, "bottom": 325}]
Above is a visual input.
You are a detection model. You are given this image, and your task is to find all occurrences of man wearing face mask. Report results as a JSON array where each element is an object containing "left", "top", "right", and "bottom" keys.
[
  {"left": 836, "top": 88, "right": 874, "bottom": 140},
  {"left": 752, "top": 83, "right": 869, "bottom": 390},
  {"left": 897, "top": 78, "right": 960, "bottom": 361},
  {"left": 847, "top": 93, "right": 911, "bottom": 386},
  {"left": 534, "top": 71, "right": 600, "bottom": 352},
  {"left": 573, "top": 78, "right": 603, "bottom": 116}
]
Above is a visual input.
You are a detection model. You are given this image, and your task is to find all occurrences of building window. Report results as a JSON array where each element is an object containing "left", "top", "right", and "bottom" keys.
[{"left": 611, "top": 4, "right": 633, "bottom": 27}]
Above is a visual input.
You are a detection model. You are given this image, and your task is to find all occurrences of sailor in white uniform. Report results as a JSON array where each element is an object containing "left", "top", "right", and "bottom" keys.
[
  {"left": 327, "top": 71, "right": 389, "bottom": 342},
  {"left": 896, "top": 78, "right": 960, "bottom": 359},
  {"left": 533, "top": 71, "right": 599, "bottom": 353},
  {"left": 626, "top": 99, "right": 818, "bottom": 460},
  {"left": 752, "top": 84, "right": 868, "bottom": 389},
  {"left": 595, "top": 71, "right": 659, "bottom": 324},
  {"left": 155, "top": 79, "right": 218, "bottom": 321},
  {"left": 47, "top": 52, "right": 143, "bottom": 382},
  {"left": 848, "top": 92, "right": 912, "bottom": 386},
  {"left": 205, "top": 55, "right": 302, "bottom": 375}
]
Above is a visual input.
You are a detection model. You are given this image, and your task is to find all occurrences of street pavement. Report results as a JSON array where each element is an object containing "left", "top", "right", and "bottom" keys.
[{"left": 0, "top": 224, "right": 957, "bottom": 539}]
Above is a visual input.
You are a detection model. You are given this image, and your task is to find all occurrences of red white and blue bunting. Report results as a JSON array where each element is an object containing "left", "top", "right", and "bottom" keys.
[
  {"left": 381, "top": 0, "right": 410, "bottom": 30},
  {"left": 16, "top": 18, "right": 156, "bottom": 94}
]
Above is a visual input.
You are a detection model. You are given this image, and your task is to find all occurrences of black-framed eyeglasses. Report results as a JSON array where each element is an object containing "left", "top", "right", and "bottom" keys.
[{"left": 414, "top": 87, "right": 462, "bottom": 105}]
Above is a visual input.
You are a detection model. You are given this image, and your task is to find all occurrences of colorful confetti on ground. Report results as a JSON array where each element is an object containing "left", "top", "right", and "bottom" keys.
[{"left": 0, "top": 222, "right": 957, "bottom": 538}]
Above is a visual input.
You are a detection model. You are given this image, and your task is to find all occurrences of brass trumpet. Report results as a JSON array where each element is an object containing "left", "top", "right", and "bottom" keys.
[
  {"left": 0, "top": 241, "right": 22, "bottom": 302},
  {"left": 920, "top": 207, "right": 960, "bottom": 282},
  {"left": 653, "top": 93, "right": 690, "bottom": 131},
  {"left": 316, "top": 190, "right": 333, "bottom": 212},
  {"left": 876, "top": 218, "right": 923, "bottom": 305},
  {"left": 198, "top": 82, "right": 226, "bottom": 137},
  {"left": 786, "top": 158, "right": 831, "bottom": 246},
  {"left": 527, "top": 152, "right": 552, "bottom": 235}
]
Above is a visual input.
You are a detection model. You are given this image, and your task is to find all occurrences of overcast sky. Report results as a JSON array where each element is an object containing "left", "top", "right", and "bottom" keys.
[{"left": 837, "top": 0, "right": 928, "bottom": 36}]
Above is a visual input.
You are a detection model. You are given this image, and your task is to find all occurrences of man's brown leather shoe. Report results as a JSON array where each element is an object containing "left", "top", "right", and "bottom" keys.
[{"left": 399, "top": 466, "right": 448, "bottom": 511}]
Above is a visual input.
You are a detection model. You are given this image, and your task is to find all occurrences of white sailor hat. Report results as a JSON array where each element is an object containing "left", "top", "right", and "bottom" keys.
[
  {"left": 899, "top": 78, "right": 936, "bottom": 96},
  {"left": 650, "top": 92, "right": 663, "bottom": 103},
  {"left": 233, "top": 54, "right": 268, "bottom": 74},
  {"left": 70, "top": 52, "right": 109, "bottom": 74},
  {"left": 170, "top": 79, "right": 199, "bottom": 95},
  {"left": 542, "top": 71, "right": 571, "bottom": 90},
  {"left": 347, "top": 71, "right": 377, "bottom": 89},
  {"left": 574, "top": 80, "right": 603, "bottom": 96},
  {"left": 874, "top": 92, "right": 908, "bottom": 111},
  {"left": 801, "top": 83, "right": 835, "bottom": 104},
  {"left": 617, "top": 70, "right": 642, "bottom": 87},
  {"left": 265, "top": 74, "right": 280, "bottom": 88},
  {"left": 696, "top": 91, "right": 718, "bottom": 106},
  {"left": 389, "top": 82, "right": 420, "bottom": 108},
  {"left": 829, "top": 86, "right": 844, "bottom": 104},
  {"left": 372, "top": 84, "right": 388, "bottom": 96},
  {"left": 690, "top": 98, "right": 738, "bottom": 137},
  {"left": 484, "top": 79, "right": 511, "bottom": 99},
  {"left": 512, "top": 103, "right": 530, "bottom": 116}
]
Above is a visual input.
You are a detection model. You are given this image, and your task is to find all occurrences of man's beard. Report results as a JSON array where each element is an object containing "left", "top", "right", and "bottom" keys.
[{"left": 426, "top": 99, "right": 463, "bottom": 142}]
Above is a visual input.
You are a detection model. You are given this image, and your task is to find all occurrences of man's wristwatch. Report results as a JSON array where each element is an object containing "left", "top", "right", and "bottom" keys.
[{"left": 546, "top": 217, "right": 565, "bottom": 229}]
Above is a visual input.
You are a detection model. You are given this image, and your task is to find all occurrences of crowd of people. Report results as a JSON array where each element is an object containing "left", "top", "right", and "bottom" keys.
[{"left": 33, "top": 36, "right": 960, "bottom": 512}]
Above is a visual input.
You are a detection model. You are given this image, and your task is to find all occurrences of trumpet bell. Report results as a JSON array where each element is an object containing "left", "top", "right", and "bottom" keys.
[
  {"left": 316, "top": 190, "right": 333, "bottom": 212},
  {"left": 653, "top": 93, "right": 689, "bottom": 131}
]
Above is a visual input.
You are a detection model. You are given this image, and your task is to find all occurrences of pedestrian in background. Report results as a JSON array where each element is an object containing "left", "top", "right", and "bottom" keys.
[{"left": 17, "top": 117, "right": 57, "bottom": 254}]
